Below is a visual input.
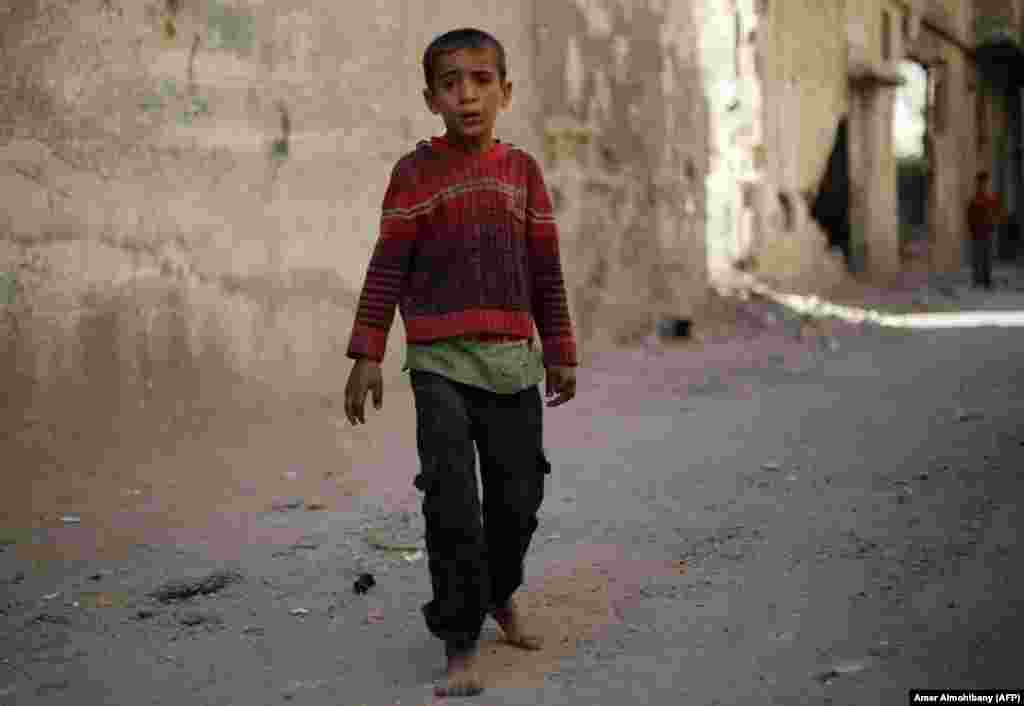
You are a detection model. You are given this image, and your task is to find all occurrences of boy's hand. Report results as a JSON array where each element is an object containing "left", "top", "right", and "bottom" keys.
[
  {"left": 545, "top": 365, "right": 576, "bottom": 407},
  {"left": 345, "top": 358, "right": 383, "bottom": 425}
]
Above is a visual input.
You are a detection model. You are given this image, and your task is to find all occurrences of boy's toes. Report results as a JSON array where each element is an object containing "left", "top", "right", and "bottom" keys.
[
  {"left": 513, "top": 633, "right": 544, "bottom": 650},
  {"left": 435, "top": 675, "right": 484, "bottom": 698},
  {"left": 492, "top": 601, "right": 544, "bottom": 650},
  {"left": 437, "top": 651, "right": 483, "bottom": 698},
  {"left": 502, "top": 630, "right": 543, "bottom": 650}
]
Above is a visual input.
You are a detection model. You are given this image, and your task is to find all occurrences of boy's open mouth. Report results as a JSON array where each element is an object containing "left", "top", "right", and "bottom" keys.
[{"left": 460, "top": 112, "right": 483, "bottom": 124}]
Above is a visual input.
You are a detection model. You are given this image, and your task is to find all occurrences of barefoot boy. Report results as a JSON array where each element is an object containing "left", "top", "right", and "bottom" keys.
[{"left": 343, "top": 27, "right": 578, "bottom": 698}]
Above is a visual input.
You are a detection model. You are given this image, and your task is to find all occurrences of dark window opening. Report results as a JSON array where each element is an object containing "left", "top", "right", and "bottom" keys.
[
  {"left": 734, "top": 11, "right": 742, "bottom": 78},
  {"left": 778, "top": 192, "right": 794, "bottom": 232},
  {"left": 882, "top": 10, "right": 892, "bottom": 61},
  {"left": 684, "top": 158, "right": 697, "bottom": 182},
  {"left": 742, "top": 183, "right": 757, "bottom": 209},
  {"left": 810, "top": 117, "right": 852, "bottom": 265},
  {"left": 976, "top": 88, "right": 988, "bottom": 149},
  {"left": 929, "top": 65, "right": 946, "bottom": 134}
]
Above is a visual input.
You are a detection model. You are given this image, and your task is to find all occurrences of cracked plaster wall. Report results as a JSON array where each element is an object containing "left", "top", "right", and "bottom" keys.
[
  {"left": 0, "top": 0, "right": 1001, "bottom": 490},
  {"left": 751, "top": 0, "right": 850, "bottom": 292},
  {"left": 535, "top": 0, "right": 709, "bottom": 346},
  {"left": 694, "top": 0, "right": 855, "bottom": 295},
  {"left": 689, "top": 0, "right": 853, "bottom": 295},
  {"left": 2, "top": 0, "right": 715, "bottom": 480},
  {"left": 751, "top": 0, "right": 979, "bottom": 287},
  {"left": 904, "top": 0, "right": 978, "bottom": 273},
  {"left": 846, "top": 0, "right": 905, "bottom": 280},
  {"left": 693, "top": 0, "right": 761, "bottom": 285},
  {"left": 973, "top": 0, "right": 1024, "bottom": 227},
  {"left": 0, "top": 0, "right": 542, "bottom": 469}
]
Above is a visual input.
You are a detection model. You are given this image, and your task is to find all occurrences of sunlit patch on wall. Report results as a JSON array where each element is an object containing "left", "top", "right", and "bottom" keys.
[{"left": 207, "top": 0, "right": 255, "bottom": 52}]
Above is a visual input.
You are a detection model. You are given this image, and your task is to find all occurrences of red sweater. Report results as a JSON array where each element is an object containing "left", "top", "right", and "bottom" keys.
[
  {"left": 346, "top": 136, "right": 577, "bottom": 367},
  {"left": 967, "top": 192, "right": 1003, "bottom": 241}
]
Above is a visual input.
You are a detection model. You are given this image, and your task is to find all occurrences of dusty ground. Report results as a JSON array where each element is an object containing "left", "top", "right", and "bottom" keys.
[{"left": 1, "top": 262, "right": 1023, "bottom": 704}]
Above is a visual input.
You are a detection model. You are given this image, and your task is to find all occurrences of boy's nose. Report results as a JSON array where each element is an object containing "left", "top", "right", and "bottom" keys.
[{"left": 458, "top": 80, "right": 479, "bottom": 101}]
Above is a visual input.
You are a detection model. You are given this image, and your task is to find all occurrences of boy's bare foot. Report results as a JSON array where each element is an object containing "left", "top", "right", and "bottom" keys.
[
  {"left": 491, "top": 598, "right": 544, "bottom": 650},
  {"left": 435, "top": 646, "right": 483, "bottom": 698}
]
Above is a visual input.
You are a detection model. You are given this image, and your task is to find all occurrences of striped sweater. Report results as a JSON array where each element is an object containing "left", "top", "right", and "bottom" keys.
[{"left": 346, "top": 135, "right": 577, "bottom": 367}]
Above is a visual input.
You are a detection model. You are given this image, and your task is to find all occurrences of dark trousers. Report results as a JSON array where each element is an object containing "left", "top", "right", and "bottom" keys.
[
  {"left": 409, "top": 370, "right": 550, "bottom": 650},
  {"left": 972, "top": 237, "right": 993, "bottom": 288}
]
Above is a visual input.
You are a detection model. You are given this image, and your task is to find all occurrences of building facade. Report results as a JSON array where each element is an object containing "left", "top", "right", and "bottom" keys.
[
  {"left": 2, "top": 0, "right": 1019, "bottom": 483},
  {"left": 0, "top": 0, "right": 711, "bottom": 480},
  {"left": 733, "top": 0, "right": 1024, "bottom": 291},
  {"left": 974, "top": 0, "right": 1024, "bottom": 260}
]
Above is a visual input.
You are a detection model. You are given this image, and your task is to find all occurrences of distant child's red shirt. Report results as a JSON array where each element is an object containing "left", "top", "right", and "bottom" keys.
[{"left": 967, "top": 192, "right": 1002, "bottom": 241}]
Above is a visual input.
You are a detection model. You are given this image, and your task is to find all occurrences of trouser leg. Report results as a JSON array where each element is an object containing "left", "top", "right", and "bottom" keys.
[
  {"left": 972, "top": 239, "right": 984, "bottom": 286},
  {"left": 982, "top": 238, "right": 993, "bottom": 287},
  {"left": 410, "top": 371, "right": 487, "bottom": 650},
  {"left": 972, "top": 239, "right": 981, "bottom": 285},
  {"left": 973, "top": 238, "right": 993, "bottom": 287},
  {"left": 471, "top": 384, "right": 549, "bottom": 612}
]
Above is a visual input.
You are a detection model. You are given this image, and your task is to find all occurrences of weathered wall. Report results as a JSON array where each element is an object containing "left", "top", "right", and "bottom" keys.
[
  {"left": 0, "top": 0, "right": 539, "bottom": 493},
  {"left": 750, "top": 0, "right": 982, "bottom": 287},
  {"left": 907, "top": 0, "right": 978, "bottom": 272},
  {"left": 973, "top": 0, "right": 1024, "bottom": 225},
  {"left": 1, "top": 0, "right": 542, "bottom": 384},
  {"left": 752, "top": 0, "right": 850, "bottom": 292},
  {"left": 536, "top": 0, "right": 708, "bottom": 345},
  {"left": 974, "top": 0, "right": 1022, "bottom": 31},
  {"left": 1, "top": 0, "right": 710, "bottom": 492},
  {"left": 764, "top": 0, "right": 848, "bottom": 193},
  {"left": 847, "top": 0, "right": 904, "bottom": 280},
  {"left": 694, "top": 0, "right": 753, "bottom": 282}
]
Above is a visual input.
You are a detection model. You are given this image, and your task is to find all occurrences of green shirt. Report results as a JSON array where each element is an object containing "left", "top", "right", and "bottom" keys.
[{"left": 403, "top": 337, "right": 545, "bottom": 394}]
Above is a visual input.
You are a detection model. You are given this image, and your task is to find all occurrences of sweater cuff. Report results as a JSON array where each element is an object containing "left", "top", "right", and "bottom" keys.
[
  {"left": 541, "top": 335, "right": 578, "bottom": 367},
  {"left": 347, "top": 325, "right": 388, "bottom": 362}
]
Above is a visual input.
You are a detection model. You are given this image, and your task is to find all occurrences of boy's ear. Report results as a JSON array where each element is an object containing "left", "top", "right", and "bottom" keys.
[
  {"left": 501, "top": 80, "right": 513, "bottom": 109},
  {"left": 423, "top": 87, "right": 439, "bottom": 115}
]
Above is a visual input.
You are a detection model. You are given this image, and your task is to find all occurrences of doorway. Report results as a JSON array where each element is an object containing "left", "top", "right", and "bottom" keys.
[{"left": 894, "top": 60, "right": 929, "bottom": 262}]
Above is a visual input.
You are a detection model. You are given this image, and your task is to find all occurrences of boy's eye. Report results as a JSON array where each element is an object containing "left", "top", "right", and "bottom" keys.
[{"left": 440, "top": 73, "right": 493, "bottom": 91}]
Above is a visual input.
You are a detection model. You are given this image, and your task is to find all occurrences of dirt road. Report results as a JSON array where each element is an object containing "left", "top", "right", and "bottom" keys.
[{"left": 2, "top": 268, "right": 1023, "bottom": 705}]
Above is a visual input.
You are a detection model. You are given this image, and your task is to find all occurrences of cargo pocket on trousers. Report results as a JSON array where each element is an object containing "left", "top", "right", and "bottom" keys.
[
  {"left": 413, "top": 459, "right": 440, "bottom": 493},
  {"left": 537, "top": 449, "right": 551, "bottom": 475}
]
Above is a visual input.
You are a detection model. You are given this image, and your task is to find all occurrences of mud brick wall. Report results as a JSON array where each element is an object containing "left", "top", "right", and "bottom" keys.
[{"left": 1, "top": 1, "right": 711, "bottom": 480}]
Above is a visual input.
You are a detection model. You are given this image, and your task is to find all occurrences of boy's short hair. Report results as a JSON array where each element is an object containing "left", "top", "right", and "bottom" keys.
[{"left": 423, "top": 28, "right": 507, "bottom": 90}]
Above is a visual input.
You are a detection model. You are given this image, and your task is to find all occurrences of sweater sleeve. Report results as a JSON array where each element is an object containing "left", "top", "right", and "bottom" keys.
[
  {"left": 525, "top": 155, "right": 578, "bottom": 367},
  {"left": 346, "top": 159, "right": 419, "bottom": 362}
]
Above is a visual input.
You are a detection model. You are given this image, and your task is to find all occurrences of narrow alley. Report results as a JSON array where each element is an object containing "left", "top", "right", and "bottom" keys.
[
  {"left": 2, "top": 267, "right": 1022, "bottom": 705},
  {"left": 3, "top": 0, "right": 1024, "bottom": 703}
]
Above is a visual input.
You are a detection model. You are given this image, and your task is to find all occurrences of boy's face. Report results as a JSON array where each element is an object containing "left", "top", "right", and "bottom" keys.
[{"left": 424, "top": 46, "right": 512, "bottom": 151}]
